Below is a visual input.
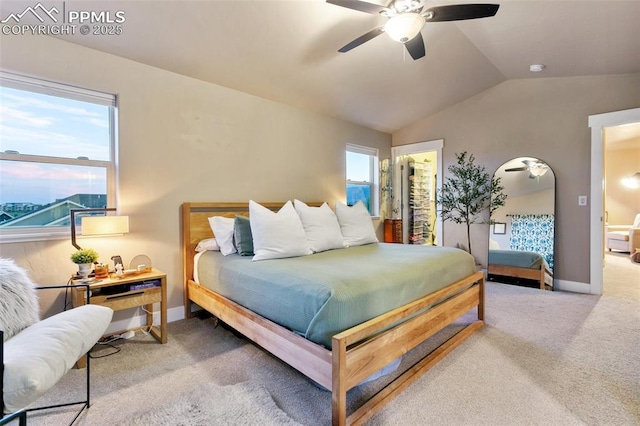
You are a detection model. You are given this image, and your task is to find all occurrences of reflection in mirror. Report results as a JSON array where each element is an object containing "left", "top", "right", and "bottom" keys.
[{"left": 488, "top": 157, "right": 555, "bottom": 290}]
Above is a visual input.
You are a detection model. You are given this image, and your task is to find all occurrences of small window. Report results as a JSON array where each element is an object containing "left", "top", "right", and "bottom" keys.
[
  {"left": 0, "top": 71, "right": 117, "bottom": 242},
  {"left": 346, "top": 144, "right": 378, "bottom": 215}
]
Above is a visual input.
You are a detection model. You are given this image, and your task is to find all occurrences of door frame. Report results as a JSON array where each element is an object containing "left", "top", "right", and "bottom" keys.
[
  {"left": 588, "top": 107, "right": 640, "bottom": 295},
  {"left": 391, "top": 139, "right": 444, "bottom": 246}
]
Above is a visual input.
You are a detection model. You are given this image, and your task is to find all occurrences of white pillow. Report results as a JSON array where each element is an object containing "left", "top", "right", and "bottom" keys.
[
  {"left": 195, "top": 238, "right": 220, "bottom": 252},
  {"left": 335, "top": 201, "right": 378, "bottom": 247},
  {"left": 208, "top": 217, "right": 236, "bottom": 256},
  {"left": 249, "top": 200, "right": 312, "bottom": 261},
  {"left": 294, "top": 200, "right": 346, "bottom": 253}
]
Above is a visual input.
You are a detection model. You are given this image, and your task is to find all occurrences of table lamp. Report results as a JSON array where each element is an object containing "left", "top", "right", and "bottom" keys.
[{"left": 70, "top": 208, "right": 130, "bottom": 250}]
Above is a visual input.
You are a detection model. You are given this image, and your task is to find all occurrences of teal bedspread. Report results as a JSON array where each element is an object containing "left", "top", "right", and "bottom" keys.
[
  {"left": 196, "top": 243, "right": 476, "bottom": 349},
  {"left": 488, "top": 249, "right": 547, "bottom": 269}
]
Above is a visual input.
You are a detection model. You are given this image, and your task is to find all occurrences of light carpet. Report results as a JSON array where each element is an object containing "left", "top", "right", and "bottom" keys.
[
  {"left": 23, "top": 258, "right": 639, "bottom": 425},
  {"left": 120, "top": 381, "right": 301, "bottom": 426}
]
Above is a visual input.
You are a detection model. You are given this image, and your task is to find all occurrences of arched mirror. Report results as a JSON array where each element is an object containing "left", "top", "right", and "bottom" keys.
[{"left": 488, "top": 157, "right": 555, "bottom": 290}]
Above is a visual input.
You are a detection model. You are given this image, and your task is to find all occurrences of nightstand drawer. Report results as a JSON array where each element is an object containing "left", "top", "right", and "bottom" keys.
[{"left": 88, "top": 287, "right": 161, "bottom": 310}]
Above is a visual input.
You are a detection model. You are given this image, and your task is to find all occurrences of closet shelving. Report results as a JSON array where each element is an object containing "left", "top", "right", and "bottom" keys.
[{"left": 407, "top": 159, "right": 432, "bottom": 245}]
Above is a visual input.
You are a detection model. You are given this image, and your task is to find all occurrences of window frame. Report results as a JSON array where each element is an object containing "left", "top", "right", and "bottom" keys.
[
  {"left": 0, "top": 71, "right": 118, "bottom": 243},
  {"left": 346, "top": 143, "right": 379, "bottom": 217}
]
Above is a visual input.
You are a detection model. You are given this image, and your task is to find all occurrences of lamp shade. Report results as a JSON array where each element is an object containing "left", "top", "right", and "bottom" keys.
[
  {"left": 82, "top": 215, "right": 129, "bottom": 236},
  {"left": 384, "top": 13, "right": 425, "bottom": 43}
]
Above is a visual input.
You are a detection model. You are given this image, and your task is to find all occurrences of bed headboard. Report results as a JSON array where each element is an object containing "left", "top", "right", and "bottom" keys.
[{"left": 181, "top": 202, "right": 322, "bottom": 315}]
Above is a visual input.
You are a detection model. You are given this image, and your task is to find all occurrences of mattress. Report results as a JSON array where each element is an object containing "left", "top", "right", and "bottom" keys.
[
  {"left": 488, "top": 249, "right": 547, "bottom": 269},
  {"left": 195, "top": 243, "right": 476, "bottom": 349}
]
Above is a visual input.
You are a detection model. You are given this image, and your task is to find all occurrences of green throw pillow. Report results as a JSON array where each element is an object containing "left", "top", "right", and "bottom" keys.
[{"left": 234, "top": 215, "right": 254, "bottom": 256}]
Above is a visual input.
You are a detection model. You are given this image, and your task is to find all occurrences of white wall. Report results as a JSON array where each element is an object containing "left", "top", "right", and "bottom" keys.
[{"left": 0, "top": 35, "right": 391, "bottom": 320}]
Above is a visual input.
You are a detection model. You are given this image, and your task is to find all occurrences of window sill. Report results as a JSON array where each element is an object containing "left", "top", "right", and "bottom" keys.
[{"left": 0, "top": 229, "right": 69, "bottom": 244}]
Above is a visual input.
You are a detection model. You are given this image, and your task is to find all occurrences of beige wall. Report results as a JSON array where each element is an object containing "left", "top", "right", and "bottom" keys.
[
  {"left": 393, "top": 73, "right": 640, "bottom": 286},
  {"left": 605, "top": 145, "right": 640, "bottom": 225},
  {"left": 0, "top": 35, "right": 391, "bottom": 319}
]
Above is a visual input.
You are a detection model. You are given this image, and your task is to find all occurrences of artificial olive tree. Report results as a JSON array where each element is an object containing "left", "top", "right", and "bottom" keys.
[{"left": 438, "top": 151, "right": 507, "bottom": 257}]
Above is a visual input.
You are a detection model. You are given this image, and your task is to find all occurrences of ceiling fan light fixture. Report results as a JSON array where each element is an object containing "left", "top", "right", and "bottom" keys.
[
  {"left": 384, "top": 13, "right": 425, "bottom": 43},
  {"left": 529, "top": 165, "right": 548, "bottom": 177}
]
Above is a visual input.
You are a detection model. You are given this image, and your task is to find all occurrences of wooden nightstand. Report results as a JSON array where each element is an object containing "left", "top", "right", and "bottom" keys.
[{"left": 71, "top": 268, "right": 167, "bottom": 344}]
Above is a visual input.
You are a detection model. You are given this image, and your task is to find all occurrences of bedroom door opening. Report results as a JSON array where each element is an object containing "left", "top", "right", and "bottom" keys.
[
  {"left": 391, "top": 140, "right": 443, "bottom": 246},
  {"left": 589, "top": 107, "right": 640, "bottom": 295},
  {"left": 603, "top": 122, "right": 640, "bottom": 293}
]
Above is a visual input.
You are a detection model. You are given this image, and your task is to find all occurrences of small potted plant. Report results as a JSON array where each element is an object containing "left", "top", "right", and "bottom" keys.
[{"left": 70, "top": 248, "right": 99, "bottom": 281}]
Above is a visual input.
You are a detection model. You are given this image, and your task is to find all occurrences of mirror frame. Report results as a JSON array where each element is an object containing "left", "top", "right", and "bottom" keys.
[{"left": 488, "top": 157, "right": 556, "bottom": 290}]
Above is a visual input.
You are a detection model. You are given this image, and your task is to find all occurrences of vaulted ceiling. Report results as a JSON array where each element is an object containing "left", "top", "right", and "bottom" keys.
[{"left": 2, "top": 0, "right": 639, "bottom": 133}]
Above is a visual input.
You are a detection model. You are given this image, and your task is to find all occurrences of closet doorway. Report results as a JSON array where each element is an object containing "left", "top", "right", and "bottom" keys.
[{"left": 390, "top": 139, "right": 443, "bottom": 245}]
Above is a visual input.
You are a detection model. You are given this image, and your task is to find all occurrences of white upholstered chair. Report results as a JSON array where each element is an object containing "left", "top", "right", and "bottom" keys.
[
  {"left": 1, "top": 258, "right": 113, "bottom": 425},
  {"left": 606, "top": 214, "right": 640, "bottom": 253}
]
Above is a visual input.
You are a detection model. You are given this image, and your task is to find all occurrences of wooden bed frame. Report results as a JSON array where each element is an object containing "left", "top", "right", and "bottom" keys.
[
  {"left": 181, "top": 202, "right": 485, "bottom": 426},
  {"left": 488, "top": 262, "right": 553, "bottom": 290}
]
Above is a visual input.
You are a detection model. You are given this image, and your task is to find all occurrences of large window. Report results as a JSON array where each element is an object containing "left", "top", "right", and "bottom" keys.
[
  {"left": 346, "top": 144, "right": 378, "bottom": 215},
  {"left": 0, "top": 71, "right": 117, "bottom": 242}
]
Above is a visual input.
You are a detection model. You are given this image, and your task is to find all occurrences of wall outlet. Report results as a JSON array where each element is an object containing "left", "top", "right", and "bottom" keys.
[{"left": 578, "top": 195, "right": 588, "bottom": 206}]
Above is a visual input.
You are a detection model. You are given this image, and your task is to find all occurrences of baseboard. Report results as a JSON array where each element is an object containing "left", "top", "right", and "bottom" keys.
[
  {"left": 554, "top": 279, "right": 591, "bottom": 294},
  {"left": 105, "top": 306, "right": 185, "bottom": 335}
]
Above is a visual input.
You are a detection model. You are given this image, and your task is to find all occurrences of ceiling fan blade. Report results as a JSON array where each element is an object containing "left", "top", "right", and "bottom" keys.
[
  {"left": 505, "top": 167, "right": 529, "bottom": 172},
  {"left": 404, "top": 33, "right": 426, "bottom": 60},
  {"left": 326, "top": 0, "right": 388, "bottom": 15},
  {"left": 424, "top": 4, "right": 500, "bottom": 22},
  {"left": 338, "top": 27, "right": 384, "bottom": 53}
]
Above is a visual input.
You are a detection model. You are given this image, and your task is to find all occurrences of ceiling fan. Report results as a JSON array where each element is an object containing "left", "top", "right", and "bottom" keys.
[
  {"left": 505, "top": 160, "right": 549, "bottom": 179},
  {"left": 327, "top": 0, "right": 500, "bottom": 60}
]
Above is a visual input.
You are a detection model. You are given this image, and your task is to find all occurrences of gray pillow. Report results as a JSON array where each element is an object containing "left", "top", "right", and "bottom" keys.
[{"left": 234, "top": 216, "right": 254, "bottom": 256}]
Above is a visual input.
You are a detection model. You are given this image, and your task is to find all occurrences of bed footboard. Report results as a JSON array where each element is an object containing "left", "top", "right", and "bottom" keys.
[
  {"left": 488, "top": 263, "right": 553, "bottom": 290},
  {"left": 187, "top": 271, "right": 484, "bottom": 426},
  {"left": 332, "top": 271, "right": 483, "bottom": 425}
]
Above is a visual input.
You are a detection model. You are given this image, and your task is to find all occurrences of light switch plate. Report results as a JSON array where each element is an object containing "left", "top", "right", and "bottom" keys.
[{"left": 578, "top": 195, "right": 588, "bottom": 206}]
